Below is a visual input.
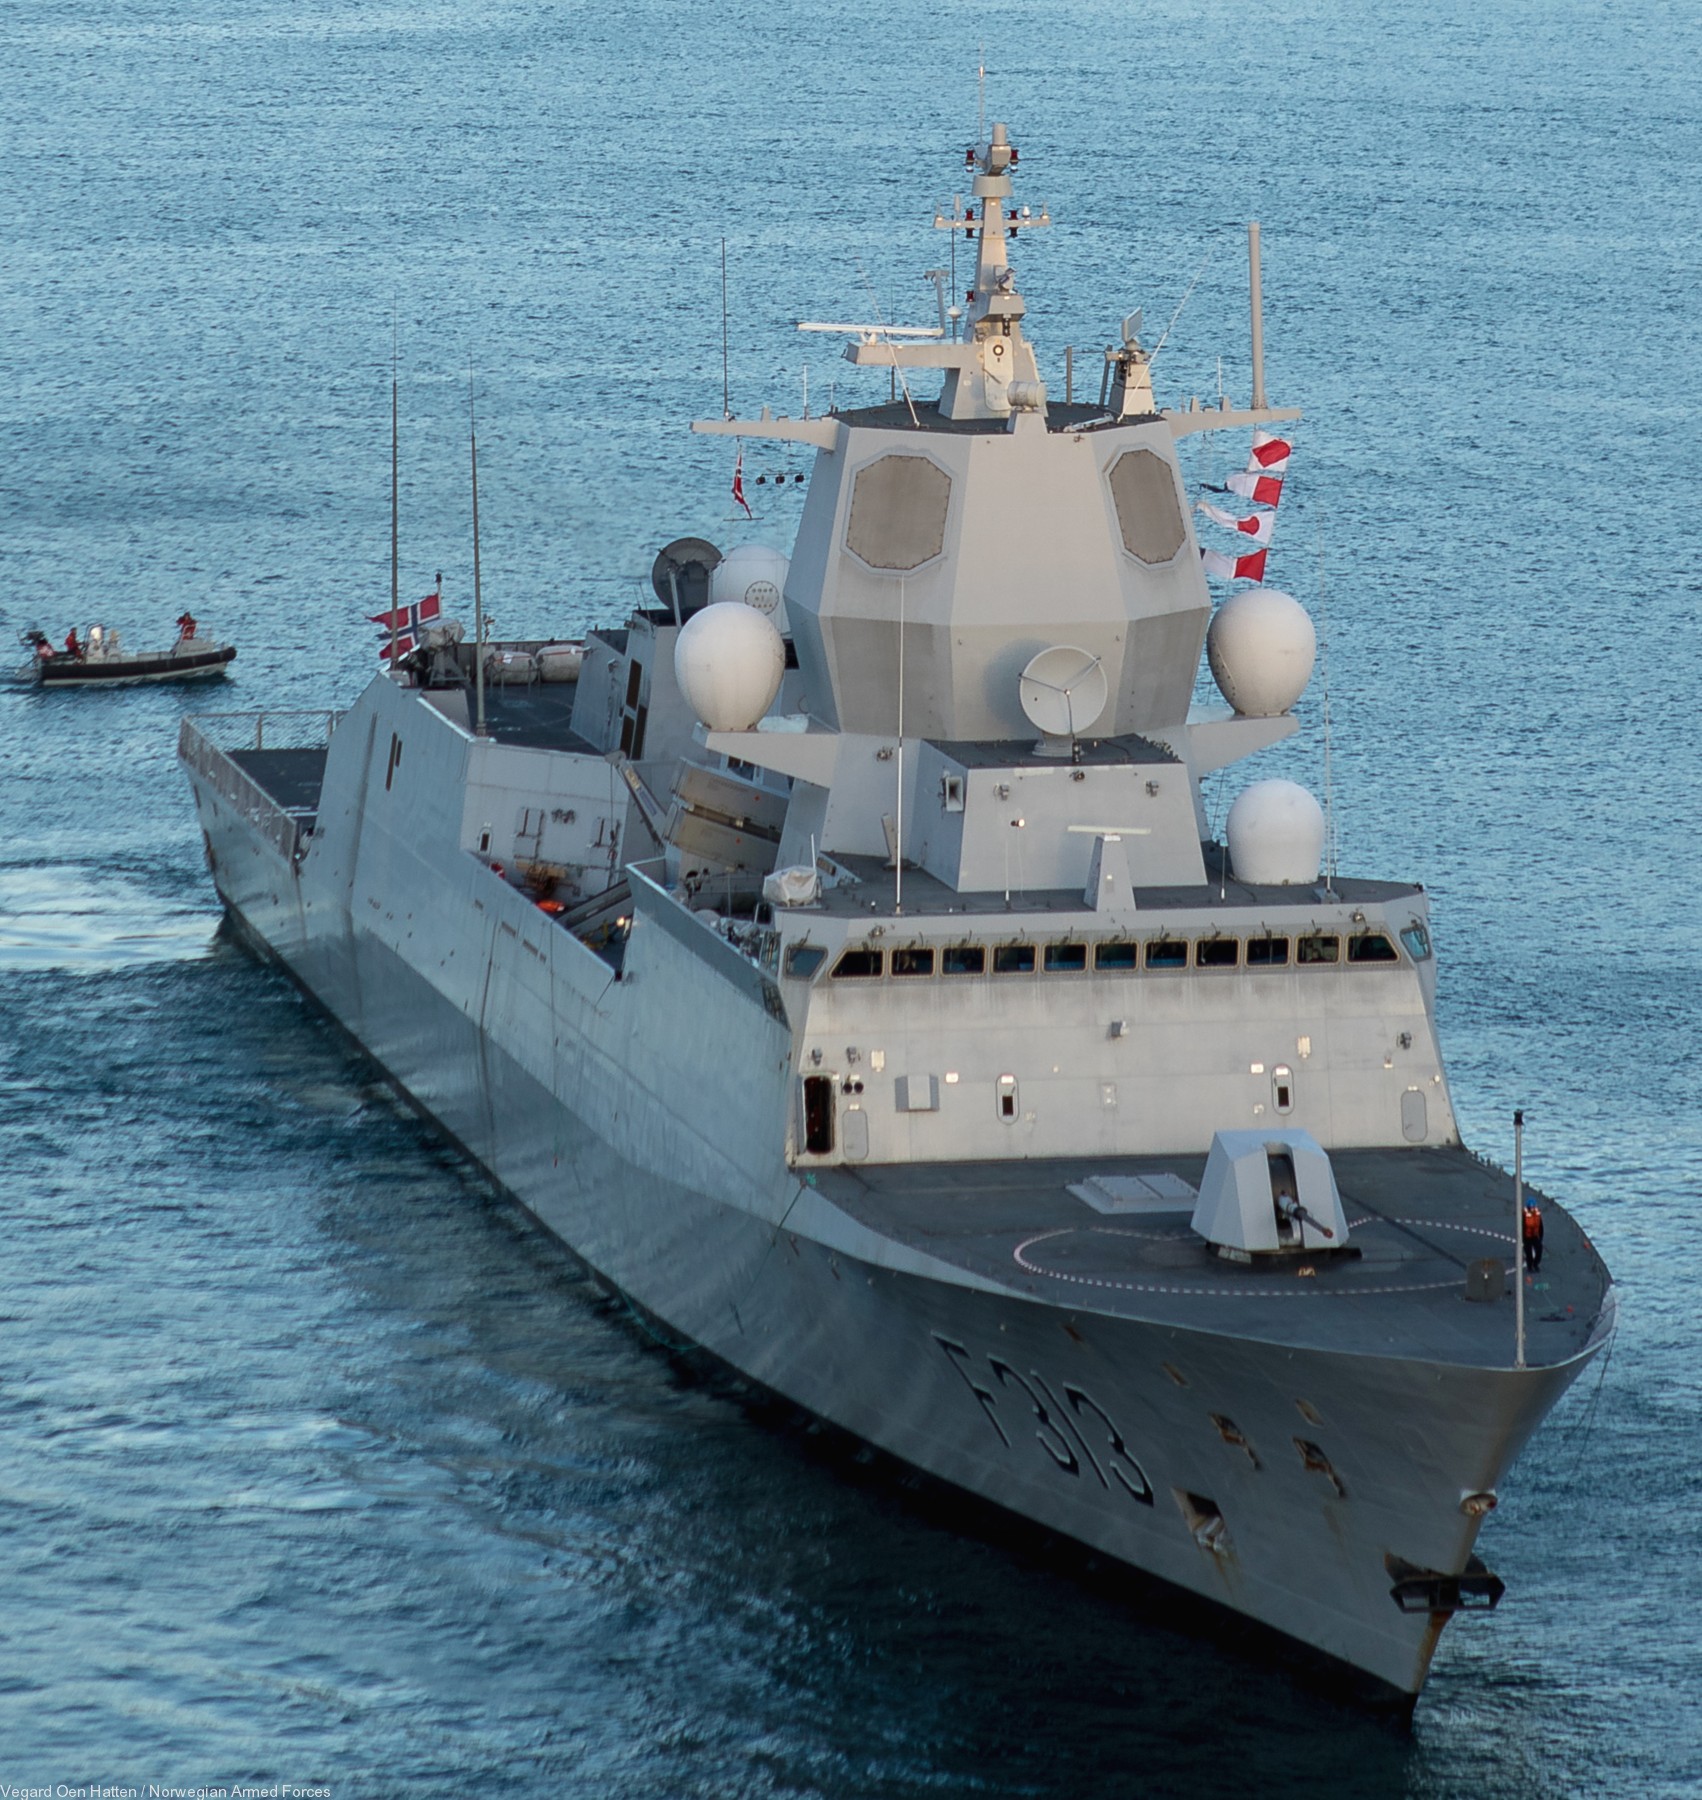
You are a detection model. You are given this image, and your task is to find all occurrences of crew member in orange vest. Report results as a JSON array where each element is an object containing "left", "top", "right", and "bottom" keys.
[
  {"left": 64, "top": 627, "right": 81, "bottom": 659},
  {"left": 1522, "top": 1200, "right": 1544, "bottom": 1271}
]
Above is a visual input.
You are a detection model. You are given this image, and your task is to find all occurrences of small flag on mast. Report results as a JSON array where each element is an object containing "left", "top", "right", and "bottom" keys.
[
  {"left": 1248, "top": 431, "right": 1292, "bottom": 473},
  {"left": 732, "top": 448, "right": 753, "bottom": 519},
  {"left": 371, "top": 589, "right": 441, "bottom": 660},
  {"left": 1223, "top": 471, "right": 1284, "bottom": 506},
  {"left": 1197, "top": 500, "right": 1275, "bottom": 545},
  {"left": 1200, "top": 546, "right": 1269, "bottom": 583}
]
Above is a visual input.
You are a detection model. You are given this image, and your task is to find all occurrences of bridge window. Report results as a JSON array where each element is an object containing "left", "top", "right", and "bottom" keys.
[
  {"left": 831, "top": 948, "right": 884, "bottom": 979},
  {"left": 1044, "top": 943, "right": 1088, "bottom": 973},
  {"left": 1400, "top": 921, "right": 1433, "bottom": 961},
  {"left": 1348, "top": 933, "right": 1400, "bottom": 964},
  {"left": 1145, "top": 939, "right": 1187, "bottom": 970},
  {"left": 784, "top": 943, "right": 827, "bottom": 979},
  {"left": 993, "top": 944, "right": 1036, "bottom": 975},
  {"left": 1195, "top": 938, "right": 1239, "bottom": 969},
  {"left": 1246, "top": 935, "right": 1289, "bottom": 966},
  {"left": 1095, "top": 940, "right": 1139, "bottom": 971},
  {"left": 1297, "top": 935, "right": 1340, "bottom": 965},
  {"left": 891, "top": 947, "right": 935, "bottom": 977},
  {"left": 942, "top": 944, "right": 985, "bottom": 975}
]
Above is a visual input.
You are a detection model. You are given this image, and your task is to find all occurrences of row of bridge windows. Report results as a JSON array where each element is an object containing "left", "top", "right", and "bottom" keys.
[{"left": 786, "top": 929, "right": 1414, "bottom": 983}]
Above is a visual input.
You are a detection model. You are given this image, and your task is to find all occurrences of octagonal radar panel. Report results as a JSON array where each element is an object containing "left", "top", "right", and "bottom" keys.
[{"left": 1018, "top": 646, "right": 1109, "bottom": 742}]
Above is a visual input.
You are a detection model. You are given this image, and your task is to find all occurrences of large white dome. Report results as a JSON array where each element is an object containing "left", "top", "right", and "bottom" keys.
[
  {"left": 1226, "top": 779, "right": 1326, "bottom": 885},
  {"left": 674, "top": 601, "right": 786, "bottom": 732},
  {"left": 709, "top": 542, "right": 791, "bottom": 634},
  {"left": 1207, "top": 587, "right": 1316, "bottom": 718}
]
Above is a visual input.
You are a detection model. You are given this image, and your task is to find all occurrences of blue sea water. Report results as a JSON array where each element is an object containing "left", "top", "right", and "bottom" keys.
[{"left": 1, "top": 0, "right": 1699, "bottom": 1792}]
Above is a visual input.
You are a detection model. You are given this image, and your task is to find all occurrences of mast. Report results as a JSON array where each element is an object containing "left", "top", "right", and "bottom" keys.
[
  {"left": 470, "top": 374, "right": 487, "bottom": 738},
  {"left": 390, "top": 337, "right": 400, "bottom": 673}
]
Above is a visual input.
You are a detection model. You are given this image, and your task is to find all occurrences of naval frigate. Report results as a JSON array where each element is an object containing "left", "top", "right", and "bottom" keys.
[{"left": 179, "top": 121, "right": 1615, "bottom": 1704}]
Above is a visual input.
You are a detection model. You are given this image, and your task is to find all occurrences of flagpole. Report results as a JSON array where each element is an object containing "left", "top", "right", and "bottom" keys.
[
  {"left": 390, "top": 320, "right": 400, "bottom": 674},
  {"left": 470, "top": 372, "right": 487, "bottom": 739}
]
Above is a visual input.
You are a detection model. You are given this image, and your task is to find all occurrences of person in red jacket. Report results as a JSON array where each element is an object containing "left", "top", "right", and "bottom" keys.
[
  {"left": 1523, "top": 1201, "right": 1544, "bottom": 1271},
  {"left": 64, "top": 627, "right": 81, "bottom": 659}
]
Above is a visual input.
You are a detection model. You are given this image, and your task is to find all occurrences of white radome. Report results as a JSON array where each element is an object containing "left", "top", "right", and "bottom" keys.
[
  {"left": 674, "top": 601, "right": 786, "bottom": 732},
  {"left": 710, "top": 543, "right": 791, "bottom": 633},
  {"left": 1207, "top": 587, "right": 1316, "bottom": 718},
  {"left": 1226, "top": 779, "right": 1326, "bottom": 885}
]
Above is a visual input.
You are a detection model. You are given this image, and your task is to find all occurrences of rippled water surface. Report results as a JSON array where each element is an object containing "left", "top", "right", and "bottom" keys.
[{"left": 2, "top": 1, "right": 1699, "bottom": 1793}]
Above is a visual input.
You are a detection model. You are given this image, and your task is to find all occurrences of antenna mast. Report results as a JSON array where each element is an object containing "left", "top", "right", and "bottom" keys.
[
  {"left": 390, "top": 316, "right": 400, "bottom": 674},
  {"left": 895, "top": 577, "right": 906, "bottom": 914},
  {"left": 1249, "top": 221, "right": 1267, "bottom": 410},
  {"left": 470, "top": 372, "right": 487, "bottom": 738},
  {"left": 721, "top": 238, "right": 731, "bottom": 419}
]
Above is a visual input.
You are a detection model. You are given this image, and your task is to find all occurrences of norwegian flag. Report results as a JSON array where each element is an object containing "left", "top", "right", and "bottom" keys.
[
  {"left": 369, "top": 590, "right": 442, "bottom": 635},
  {"left": 1224, "top": 471, "right": 1284, "bottom": 506},
  {"left": 731, "top": 448, "right": 753, "bottom": 520},
  {"left": 379, "top": 632, "right": 417, "bottom": 663},
  {"left": 1200, "top": 546, "right": 1269, "bottom": 582},
  {"left": 1248, "top": 431, "right": 1292, "bottom": 473},
  {"left": 1197, "top": 500, "right": 1275, "bottom": 546}
]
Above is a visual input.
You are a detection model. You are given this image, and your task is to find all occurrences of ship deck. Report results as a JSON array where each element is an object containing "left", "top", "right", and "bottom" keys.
[
  {"left": 809, "top": 1144, "right": 1612, "bottom": 1369},
  {"left": 816, "top": 850, "right": 1423, "bottom": 919}
]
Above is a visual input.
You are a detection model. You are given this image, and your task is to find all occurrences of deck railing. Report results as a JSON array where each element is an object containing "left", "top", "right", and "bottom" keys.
[{"left": 178, "top": 711, "right": 341, "bottom": 863}]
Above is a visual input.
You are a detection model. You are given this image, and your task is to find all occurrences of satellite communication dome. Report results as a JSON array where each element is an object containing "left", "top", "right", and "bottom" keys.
[
  {"left": 674, "top": 601, "right": 786, "bottom": 732},
  {"left": 1226, "top": 779, "right": 1326, "bottom": 885},
  {"left": 1207, "top": 587, "right": 1316, "bottom": 718},
  {"left": 710, "top": 543, "right": 791, "bottom": 634}
]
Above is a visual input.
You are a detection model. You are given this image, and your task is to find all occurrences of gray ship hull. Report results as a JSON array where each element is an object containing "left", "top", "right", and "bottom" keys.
[{"left": 184, "top": 704, "right": 1607, "bottom": 1699}]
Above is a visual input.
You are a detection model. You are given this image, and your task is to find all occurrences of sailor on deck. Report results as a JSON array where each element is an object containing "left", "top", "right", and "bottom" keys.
[
  {"left": 64, "top": 627, "right": 80, "bottom": 660},
  {"left": 176, "top": 611, "right": 197, "bottom": 642},
  {"left": 1523, "top": 1201, "right": 1545, "bottom": 1270}
]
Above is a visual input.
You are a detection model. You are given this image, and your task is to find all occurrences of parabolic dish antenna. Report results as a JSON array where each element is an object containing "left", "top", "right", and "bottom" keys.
[
  {"left": 651, "top": 536, "right": 723, "bottom": 617},
  {"left": 1018, "top": 645, "right": 1109, "bottom": 740}
]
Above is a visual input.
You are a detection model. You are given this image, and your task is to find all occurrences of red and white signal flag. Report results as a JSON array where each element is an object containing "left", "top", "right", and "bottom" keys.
[
  {"left": 732, "top": 448, "right": 753, "bottom": 520},
  {"left": 1200, "top": 546, "right": 1269, "bottom": 583},
  {"left": 1247, "top": 431, "right": 1292, "bottom": 473},
  {"left": 1224, "top": 470, "right": 1284, "bottom": 506},
  {"left": 1197, "top": 500, "right": 1275, "bottom": 545}
]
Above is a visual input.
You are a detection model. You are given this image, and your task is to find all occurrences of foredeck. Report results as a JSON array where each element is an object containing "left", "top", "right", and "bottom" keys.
[{"left": 808, "top": 1145, "right": 1612, "bottom": 1369}]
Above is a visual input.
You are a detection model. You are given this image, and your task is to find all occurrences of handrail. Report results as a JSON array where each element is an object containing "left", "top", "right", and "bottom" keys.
[{"left": 179, "top": 716, "right": 316, "bottom": 862}]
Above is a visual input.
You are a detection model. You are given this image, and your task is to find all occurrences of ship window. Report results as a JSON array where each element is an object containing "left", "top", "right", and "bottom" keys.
[
  {"left": 802, "top": 1076, "right": 834, "bottom": 1154},
  {"left": 1348, "top": 933, "right": 1399, "bottom": 964},
  {"left": 1195, "top": 938, "right": 1239, "bottom": 969},
  {"left": 1145, "top": 939, "right": 1187, "bottom": 970},
  {"left": 784, "top": 943, "right": 828, "bottom": 979},
  {"left": 831, "top": 948, "right": 883, "bottom": 979},
  {"left": 1095, "top": 940, "right": 1139, "bottom": 971},
  {"left": 1400, "top": 922, "right": 1432, "bottom": 961},
  {"left": 1043, "top": 943, "right": 1088, "bottom": 973},
  {"left": 891, "top": 947, "right": 935, "bottom": 977},
  {"left": 1297, "top": 934, "right": 1340, "bottom": 965},
  {"left": 993, "top": 944, "right": 1036, "bottom": 975},
  {"left": 942, "top": 944, "right": 985, "bottom": 975},
  {"left": 1246, "top": 935, "right": 1289, "bottom": 966}
]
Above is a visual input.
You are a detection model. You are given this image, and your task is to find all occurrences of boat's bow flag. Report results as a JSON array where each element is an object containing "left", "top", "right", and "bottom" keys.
[{"left": 1200, "top": 546, "right": 1269, "bottom": 583}]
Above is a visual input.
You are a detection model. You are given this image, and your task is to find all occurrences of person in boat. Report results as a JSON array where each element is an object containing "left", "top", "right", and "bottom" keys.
[
  {"left": 176, "top": 611, "right": 198, "bottom": 642},
  {"left": 1523, "top": 1200, "right": 1544, "bottom": 1270},
  {"left": 64, "top": 627, "right": 81, "bottom": 660}
]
